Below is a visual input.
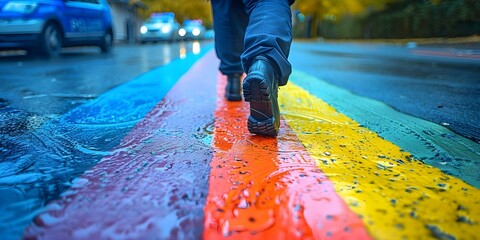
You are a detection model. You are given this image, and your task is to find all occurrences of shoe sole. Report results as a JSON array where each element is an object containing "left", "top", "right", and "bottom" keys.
[{"left": 243, "top": 74, "right": 279, "bottom": 137}]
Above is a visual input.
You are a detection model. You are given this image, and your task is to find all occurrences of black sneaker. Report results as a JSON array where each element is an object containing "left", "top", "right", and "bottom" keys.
[
  {"left": 242, "top": 56, "right": 280, "bottom": 137},
  {"left": 225, "top": 73, "right": 242, "bottom": 101}
]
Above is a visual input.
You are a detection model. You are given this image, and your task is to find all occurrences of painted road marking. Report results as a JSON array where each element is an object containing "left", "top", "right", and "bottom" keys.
[
  {"left": 279, "top": 83, "right": 480, "bottom": 239},
  {"left": 289, "top": 70, "right": 480, "bottom": 189},
  {"left": 25, "top": 51, "right": 218, "bottom": 239},
  {"left": 1, "top": 46, "right": 213, "bottom": 239},
  {"left": 22, "top": 49, "right": 480, "bottom": 239},
  {"left": 204, "top": 75, "right": 370, "bottom": 239}
]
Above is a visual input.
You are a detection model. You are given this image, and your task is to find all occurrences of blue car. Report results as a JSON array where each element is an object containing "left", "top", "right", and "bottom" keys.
[{"left": 0, "top": 0, "right": 114, "bottom": 57}]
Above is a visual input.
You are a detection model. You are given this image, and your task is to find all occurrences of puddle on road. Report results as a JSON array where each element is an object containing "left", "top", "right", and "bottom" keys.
[{"left": 193, "top": 120, "right": 215, "bottom": 147}]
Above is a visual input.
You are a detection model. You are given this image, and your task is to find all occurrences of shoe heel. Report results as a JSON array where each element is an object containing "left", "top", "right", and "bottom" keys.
[
  {"left": 247, "top": 116, "right": 278, "bottom": 137},
  {"left": 243, "top": 74, "right": 271, "bottom": 103}
]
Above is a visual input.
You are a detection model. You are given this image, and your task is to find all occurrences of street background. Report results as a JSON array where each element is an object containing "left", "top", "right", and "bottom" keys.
[{"left": 1, "top": 0, "right": 480, "bottom": 239}]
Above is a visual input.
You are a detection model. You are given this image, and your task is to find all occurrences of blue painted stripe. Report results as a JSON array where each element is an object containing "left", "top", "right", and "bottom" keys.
[
  {"left": 289, "top": 70, "right": 480, "bottom": 188},
  {"left": 63, "top": 46, "right": 213, "bottom": 125}
]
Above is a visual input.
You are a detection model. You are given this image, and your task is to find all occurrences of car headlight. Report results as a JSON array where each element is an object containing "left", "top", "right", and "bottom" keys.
[
  {"left": 140, "top": 26, "right": 148, "bottom": 34},
  {"left": 2, "top": 1, "right": 38, "bottom": 14},
  {"left": 192, "top": 28, "right": 201, "bottom": 36},
  {"left": 161, "top": 26, "right": 171, "bottom": 33},
  {"left": 178, "top": 28, "right": 186, "bottom": 37}
]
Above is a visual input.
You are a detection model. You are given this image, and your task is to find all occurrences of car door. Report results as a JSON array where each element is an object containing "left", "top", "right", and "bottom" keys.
[
  {"left": 79, "top": 0, "right": 104, "bottom": 40},
  {"left": 62, "top": 0, "right": 87, "bottom": 41},
  {"left": 63, "top": 0, "right": 103, "bottom": 41}
]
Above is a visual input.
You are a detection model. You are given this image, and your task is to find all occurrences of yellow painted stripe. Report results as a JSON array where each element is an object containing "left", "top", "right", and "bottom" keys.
[{"left": 279, "top": 83, "right": 480, "bottom": 240}]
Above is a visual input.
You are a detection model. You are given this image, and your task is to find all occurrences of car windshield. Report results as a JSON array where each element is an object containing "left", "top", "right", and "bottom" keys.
[
  {"left": 146, "top": 16, "right": 173, "bottom": 24},
  {"left": 184, "top": 20, "right": 202, "bottom": 26}
]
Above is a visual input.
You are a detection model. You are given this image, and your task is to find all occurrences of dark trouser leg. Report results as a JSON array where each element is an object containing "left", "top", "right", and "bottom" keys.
[
  {"left": 241, "top": 0, "right": 293, "bottom": 86},
  {"left": 210, "top": 0, "right": 249, "bottom": 76}
]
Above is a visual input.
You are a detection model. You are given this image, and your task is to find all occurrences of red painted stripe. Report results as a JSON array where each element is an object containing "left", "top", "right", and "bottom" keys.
[
  {"left": 203, "top": 75, "right": 371, "bottom": 239},
  {"left": 24, "top": 51, "right": 219, "bottom": 239}
]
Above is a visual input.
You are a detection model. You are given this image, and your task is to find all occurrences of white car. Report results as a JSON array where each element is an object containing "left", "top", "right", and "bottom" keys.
[{"left": 138, "top": 12, "right": 182, "bottom": 43}]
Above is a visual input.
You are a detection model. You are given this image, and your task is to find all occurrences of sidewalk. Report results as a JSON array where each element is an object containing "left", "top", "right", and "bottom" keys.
[{"left": 24, "top": 50, "right": 480, "bottom": 239}]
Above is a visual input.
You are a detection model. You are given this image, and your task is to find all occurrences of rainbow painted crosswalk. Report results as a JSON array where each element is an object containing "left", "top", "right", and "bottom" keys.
[{"left": 25, "top": 50, "right": 480, "bottom": 239}]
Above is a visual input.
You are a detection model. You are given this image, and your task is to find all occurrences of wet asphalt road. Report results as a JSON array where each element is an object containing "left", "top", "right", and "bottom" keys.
[
  {"left": 0, "top": 40, "right": 479, "bottom": 238},
  {"left": 0, "top": 41, "right": 207, "bottom": 117},
  {"left": 290, "top": 41, "right": 480, "bottom": 143}
]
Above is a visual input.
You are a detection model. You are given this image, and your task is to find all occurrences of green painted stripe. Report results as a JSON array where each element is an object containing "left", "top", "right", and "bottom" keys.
[{"left": 288, "top": 70, "right": 480, "bottom": 188}]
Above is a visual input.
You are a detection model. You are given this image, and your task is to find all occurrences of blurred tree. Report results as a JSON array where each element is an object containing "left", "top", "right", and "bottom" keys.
[
  {"left": 140, "top": 0, "right": 213, "bottom": 27},
  {"left": 293, "top": 0, "right": 398, "bottom": 37},
  {"left": 365, "top": 0, "right": 480, "bottom": 38},
  {"left": 293, "top": 0, "right": 480, "bottom": 39}
]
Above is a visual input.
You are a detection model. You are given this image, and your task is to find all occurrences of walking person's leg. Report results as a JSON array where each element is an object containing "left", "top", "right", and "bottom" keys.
[
  {"left": 241, "top": 0, "right": 293, "bottom": 136},
  {"left": 210, "top": 0, "right": 249, "bottom": 101}
]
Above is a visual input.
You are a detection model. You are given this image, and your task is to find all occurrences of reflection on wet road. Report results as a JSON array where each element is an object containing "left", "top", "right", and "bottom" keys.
[{"left": 1, "top": 41, "right": 479, "bottom": 239}]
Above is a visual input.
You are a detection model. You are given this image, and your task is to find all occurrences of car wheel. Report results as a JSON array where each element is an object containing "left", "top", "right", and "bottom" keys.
[
  {"left": 40, "top": 22, "right": 62, "bottom": 57},
  {"left": 100, "top": 30, "right": 113, "bottom": 53}
]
